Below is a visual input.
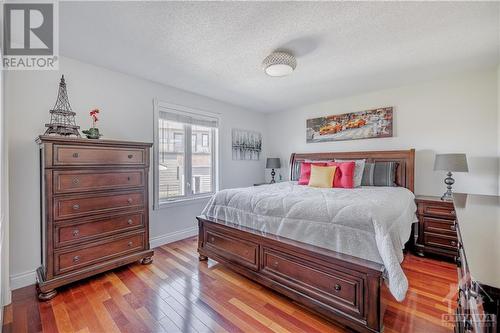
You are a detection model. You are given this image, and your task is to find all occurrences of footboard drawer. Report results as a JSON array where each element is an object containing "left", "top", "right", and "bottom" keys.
[
  {"left": 204, "top": 230, "right": 258, "bottom": 270},
  {"left": 260, "top": 247, "right": 364, "bottom": 318}
]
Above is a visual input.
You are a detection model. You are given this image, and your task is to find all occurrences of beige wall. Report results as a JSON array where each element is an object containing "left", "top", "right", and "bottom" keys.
[
  {"left": 4, "top": 57, "right": 267, "bottom": 289},
  {"left": 265, "top": 69, "right": 499, "bottom": 196}
]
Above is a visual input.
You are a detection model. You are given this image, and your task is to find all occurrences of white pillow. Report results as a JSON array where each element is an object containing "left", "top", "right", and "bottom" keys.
[{"left": 335, "top": 159, "right": 366, "bottom": 187}]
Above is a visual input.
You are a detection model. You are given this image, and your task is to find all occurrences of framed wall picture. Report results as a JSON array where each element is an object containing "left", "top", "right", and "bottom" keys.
[
  {"left": 306, "top": 107, "right": 393, "bottom": 143},
  {"left": 232, "top": 128, "right": 262, "bottom": 160}
]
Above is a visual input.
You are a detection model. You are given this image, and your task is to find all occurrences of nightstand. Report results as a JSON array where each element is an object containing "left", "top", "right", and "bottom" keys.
[{"left": 414, "top": 195, "right": 458, "bottom": 261}]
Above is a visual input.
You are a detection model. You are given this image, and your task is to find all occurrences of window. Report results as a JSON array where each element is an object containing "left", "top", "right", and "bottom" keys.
[
  {"left": 173, "top": 132, "right": 184, "bottom": 152},
  {"left": 202, "top": 133, "right": 209, "bottom": 147},
  {"left": 192, "top": 134, "right": 197, "bottom": 152},
  {"left": 154, "top": 100, "right": 219, "bottom": 207}
]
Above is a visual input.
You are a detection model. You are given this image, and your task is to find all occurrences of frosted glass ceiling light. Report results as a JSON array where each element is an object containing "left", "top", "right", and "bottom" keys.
[{"left": 262, "top": 51, "right": 297, "bottom": 77}]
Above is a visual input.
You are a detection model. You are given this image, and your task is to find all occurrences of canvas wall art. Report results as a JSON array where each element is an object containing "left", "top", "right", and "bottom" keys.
[
  {"left": 306, "top": 107, "right": 393, "bottom": 143},
  {"left": 232, "top": 128, "right": 262, "bottom": 160}
]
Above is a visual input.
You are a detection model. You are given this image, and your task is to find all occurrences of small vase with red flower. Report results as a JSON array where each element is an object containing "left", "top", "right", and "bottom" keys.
[{"left": 82, "top": 108, "right": 103, "bottom": 139}]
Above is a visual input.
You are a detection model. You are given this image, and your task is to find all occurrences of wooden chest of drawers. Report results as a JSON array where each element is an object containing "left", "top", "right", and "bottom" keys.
[
  {"left": 36, "top": 136, "right": 153, "bottom": 300},
  {"left": 415, "top": 195, "right": 458, "bottom": 260},
  {"left": 453, "top": 194, "right": 499, "bottom": 333}
]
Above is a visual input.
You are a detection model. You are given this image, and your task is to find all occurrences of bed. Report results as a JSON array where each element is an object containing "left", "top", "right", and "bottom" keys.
[{"left": 197, "top": 149, "right": 416, "bottom": 333}]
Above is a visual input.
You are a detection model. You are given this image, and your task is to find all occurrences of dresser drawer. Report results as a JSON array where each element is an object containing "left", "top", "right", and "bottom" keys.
[
  {"left": 54, "top": 191, "right": 144, "bottom": 220},
  {"left": 420, "top": 202, "right": 455, "bottom": 219},
  {"left": 423, "top": 217, "right": 457, "bottom": 236},
  {"left": 53, "top": 145, "right": 145, "bottom": 166},
  {"left": 204, "top": 230, "right": 258, "bottom": 270},
  {"left": 55, "top": 212, "right": 144, "bottom": 247},
  {"left": 53, "top": 169, "right": 145, "bottom": 194},
  {"left": 424, "top": 232, "right": 458, "bottom": 250},
  {"left": 54, "top": 232, "right": 145, "bottom": 275},
  {"left": 261, "top": 247, "right": 363, "bottom": 318}
]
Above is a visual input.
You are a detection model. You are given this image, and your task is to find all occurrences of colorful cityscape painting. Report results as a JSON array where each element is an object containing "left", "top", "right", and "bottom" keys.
[{"left": 306, "top": 107, "right": 393, "bottom": 143}]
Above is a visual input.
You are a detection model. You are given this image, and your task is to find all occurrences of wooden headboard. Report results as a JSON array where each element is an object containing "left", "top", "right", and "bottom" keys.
[{"left": 289, "top": 149, "right": 415, "bottom": 192}]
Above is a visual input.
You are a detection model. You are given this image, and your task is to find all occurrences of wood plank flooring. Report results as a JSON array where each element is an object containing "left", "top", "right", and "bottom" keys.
[{"left": 2, "top": 237, "right": 458, "bottom": 333}]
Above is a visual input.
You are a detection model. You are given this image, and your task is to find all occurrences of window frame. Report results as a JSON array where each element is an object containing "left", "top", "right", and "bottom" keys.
[{"left": 153, "top": 99, "right": 220, "bottom": 209}]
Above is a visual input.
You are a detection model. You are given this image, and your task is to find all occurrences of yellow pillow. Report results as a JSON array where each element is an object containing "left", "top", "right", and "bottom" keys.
[{"left": 308, "top": 165, "right": 337, "bottom": 188}]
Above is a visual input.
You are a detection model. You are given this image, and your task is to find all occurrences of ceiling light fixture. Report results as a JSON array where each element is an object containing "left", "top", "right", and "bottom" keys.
[{"left": 262, "top": 51, "right": 297, "bottom": 77}]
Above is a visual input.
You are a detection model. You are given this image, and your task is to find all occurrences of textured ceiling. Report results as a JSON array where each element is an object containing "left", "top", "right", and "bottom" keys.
[{"left": 60, "top": 2, "right": 500, "bottom": 112}]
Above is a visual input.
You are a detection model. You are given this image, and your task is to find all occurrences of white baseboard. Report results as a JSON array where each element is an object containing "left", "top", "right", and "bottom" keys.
[
  {"left": 9, "top": 227, "right": 198, "bottom": 291},
  {"left": 150, "top": 226, "right": 198, "bottom": 248},
  {"left": 10, "top": 270, "right": 36, "bottom": 290}
]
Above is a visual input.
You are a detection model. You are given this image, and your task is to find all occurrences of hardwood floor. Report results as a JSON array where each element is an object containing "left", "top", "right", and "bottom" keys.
[{"left": 2, "top": 237, "right": 457, "bottom": 333}]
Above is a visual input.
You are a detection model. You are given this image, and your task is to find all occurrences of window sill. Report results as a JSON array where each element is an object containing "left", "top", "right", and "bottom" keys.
[{"left": 155, "top": 194, "right": 213, "bottom": 210}]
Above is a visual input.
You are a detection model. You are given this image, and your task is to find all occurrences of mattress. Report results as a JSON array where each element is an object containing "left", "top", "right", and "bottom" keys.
[{"left": 201, "top": 181, "right": 417, "bottom": 301}]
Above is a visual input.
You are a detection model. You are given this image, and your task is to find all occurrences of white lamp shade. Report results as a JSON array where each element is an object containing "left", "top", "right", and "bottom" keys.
[
  {"left": 434, "top": 153, "right": 469, "bottom": 172},
  {"left": 266, "top": 158, "right": 281, "bottom": 169}
]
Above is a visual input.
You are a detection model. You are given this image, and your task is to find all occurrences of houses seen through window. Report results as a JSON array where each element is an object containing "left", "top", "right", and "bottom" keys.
[{"left": 155, "top": 104, "right": 218, "bottom": 205}]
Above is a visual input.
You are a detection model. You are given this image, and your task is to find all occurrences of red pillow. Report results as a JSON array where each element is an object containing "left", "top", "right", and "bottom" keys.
[
  {"left": 326, "top": 161, "right": 356, "bottom": 188},
  {"left": 298, "top": 162, "right": 326, "bottom": 185}
]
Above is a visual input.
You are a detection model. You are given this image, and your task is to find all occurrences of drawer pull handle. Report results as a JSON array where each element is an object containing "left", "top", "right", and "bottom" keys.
[
  {"left": 334, "top": 284, "right": 342, "bottom": 292},
  {"left": 451, "top": 210, "right": 455, "bottom": 215},
  {"left": 73, "top": 256, "right": 80, "bottom": 263},
  {"left": 72, "top": 229, "right": 79, "bottom": 237},
  {"left": 127, "top": 176, "right": 131, "bottom": 181},
  {"left": 72, "top": 204, "right": 80, "bottom": 210},
  {"left": 127, "top": 198, "right": 133, "bottom": 204},
  {"left": 128, "top": 154, "right": 133, "bottom": 159},
  {"left": 272, "top": 261, "right": 279, "bottom": 268},
  {"left": 467, "top": 289, "right": 479, "bottom": 299},
  {"left": 210, "top": 237, "right": 215, "bottom": 242},
  {"left": 72, "top": 152, "right": 79, "bottom": 158},
  {"left": 455, "top": 256, "right": 462, "bottom": 268},
  {"left": 72, "top": 178, "right": 80, "bottom": 185},
  {"left": 127, "top": 219, "right": 133, "bottom": 225},
  {"left": 451, "top": 240, "right": 457, "bottom": 246},
  {"left": 450, "top": 224, "right": 456, "bottom": 231},
  {"left": 128, "top": 241, "right": 133, "bottom": 247}
]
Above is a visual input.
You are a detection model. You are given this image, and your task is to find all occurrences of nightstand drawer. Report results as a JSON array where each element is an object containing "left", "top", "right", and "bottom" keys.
[
  {"left": 424, "top": 232, "right": 458, "bottom": 250},
  {"left": 423, "top": 217, "right": 457, "bottom": 236},
  {"left": 421, "top": 203, "right": 455, "bottom": 219}
]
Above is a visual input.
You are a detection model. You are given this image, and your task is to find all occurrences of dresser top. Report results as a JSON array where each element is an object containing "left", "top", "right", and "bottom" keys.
[
  {"left": 36, "top": 135, "right": 152, "bottom": 147},
  {"left": 453, "top": 193, "right": 500, "bottom": 289}
]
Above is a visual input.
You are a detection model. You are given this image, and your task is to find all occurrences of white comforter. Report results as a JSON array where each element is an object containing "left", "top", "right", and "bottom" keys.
[{"left": 202, "top": 181, "right": 417, "bottom": 301}]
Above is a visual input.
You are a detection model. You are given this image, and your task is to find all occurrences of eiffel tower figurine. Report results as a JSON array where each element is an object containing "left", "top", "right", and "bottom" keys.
[{"left": 44, "top": 75, "right": 81, "bottom": 137}]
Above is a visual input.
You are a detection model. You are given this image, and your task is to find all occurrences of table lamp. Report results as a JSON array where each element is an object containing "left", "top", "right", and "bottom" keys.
[
  {"left": 266, "top": 158, "right": 281, "bottom": 183},
  {"left": 434, "top": 153, "right": 468, "bottom": 201}
]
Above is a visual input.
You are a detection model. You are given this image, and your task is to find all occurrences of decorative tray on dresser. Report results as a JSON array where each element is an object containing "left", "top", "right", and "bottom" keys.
[
  {"left": 36, "top": 136, "right": 153, "bottom": 300},
  {"left": 415, "top": 195, "right": 459, "bottom": 260},
  {"left": 453, "top": 193, "right": 499, "bottom": 333}
]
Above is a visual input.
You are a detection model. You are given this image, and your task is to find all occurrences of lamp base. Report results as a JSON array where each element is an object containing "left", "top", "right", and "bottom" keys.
[
  {"left": 441, "top": 171, "right": 454, "bottom": 201},
  {"left": 440, "top": 191, "right": 453, "bottom": 201},
  {"left": 270, "top": 169, "right": 276, "bottom": 184}
]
